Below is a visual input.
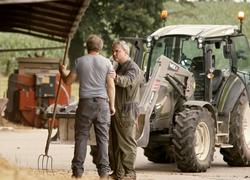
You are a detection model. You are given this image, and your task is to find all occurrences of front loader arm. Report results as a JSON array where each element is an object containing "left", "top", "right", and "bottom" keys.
[{"left": 136, "top": 55, "right": 195, "bottom": 147}]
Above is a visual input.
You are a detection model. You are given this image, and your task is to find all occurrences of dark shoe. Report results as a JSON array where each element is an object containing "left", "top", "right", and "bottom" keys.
[
  {"left": 71, "top": 174, "right": 82, "bottom": 179},
  {"left": 121, "top": 174, "right": 136, "bottom": 180},
  {"left": 72, "top": 168, "right": 83, "bottom": 179},
  {"left": 109, "top": 172, "right": 125, "bottom": 180},
  {"left": 100, "top": 174, "right": 109, "bottom": 180},
  {"left": 109, "top": 173, "right": 118, "bottom": 180}
]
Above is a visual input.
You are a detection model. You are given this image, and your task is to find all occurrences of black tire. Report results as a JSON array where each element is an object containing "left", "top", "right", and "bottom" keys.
[
  {"left": 220, "top": 90, "right": 250, "bottom": 166},
  {"left": 173, "top": 106, "right": 215, "bottom": 172},
  {"left": 144, "top": 142, "right": 175, "bottom": 163}
]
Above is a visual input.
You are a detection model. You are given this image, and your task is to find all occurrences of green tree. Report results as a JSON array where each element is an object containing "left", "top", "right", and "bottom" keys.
[{"left": 68, "top": 0, "right": 164, "bottom": 68}]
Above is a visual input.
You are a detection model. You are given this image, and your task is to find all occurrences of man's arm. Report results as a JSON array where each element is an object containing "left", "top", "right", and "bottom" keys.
[
  {"left": 115, "top": 66, "right": 138, "bottom": 88},
  {"left": 106, "top": 74, "right": 116, "bottom": 115},
  {"left": 59, "top": 64, "right": 77, "bottom": 85}
]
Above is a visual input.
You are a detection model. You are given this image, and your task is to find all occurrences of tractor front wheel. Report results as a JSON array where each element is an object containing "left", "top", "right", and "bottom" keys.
[{"left": 173, "top": 106, "right": 215, "bottom": 172}]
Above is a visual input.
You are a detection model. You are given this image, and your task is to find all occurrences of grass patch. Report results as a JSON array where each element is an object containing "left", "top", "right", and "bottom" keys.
[
  {"left": 71, "top": 82, "right": 79, "bottom": 100},
  {"left": 0, "top": 75, "right": 8, "bottom": 98}
]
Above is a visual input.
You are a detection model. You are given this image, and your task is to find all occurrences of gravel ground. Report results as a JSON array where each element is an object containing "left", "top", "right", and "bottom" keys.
[
  {"left": 0, "top": 118, "right": 101, "bottom": 180},
  {"left": 1, "top": 118, "right": 250, "bottom": 180}
]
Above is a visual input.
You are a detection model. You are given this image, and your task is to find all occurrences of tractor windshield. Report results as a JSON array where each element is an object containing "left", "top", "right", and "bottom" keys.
[{"left": 146, "top": 36, "right": 202, "bottom": 77}]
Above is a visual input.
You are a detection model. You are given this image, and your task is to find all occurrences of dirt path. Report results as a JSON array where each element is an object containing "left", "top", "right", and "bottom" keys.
[{"left": 1, "top": 120, "right": 250, "bottom": 180}]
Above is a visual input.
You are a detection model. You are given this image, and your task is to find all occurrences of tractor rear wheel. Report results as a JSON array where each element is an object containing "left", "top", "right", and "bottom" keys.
[
  {"left": 173, "top": 106, "right": 215, "bottom": 172},
  {"left": 220, "top": 90, "right": 250, "bottom": 166}
]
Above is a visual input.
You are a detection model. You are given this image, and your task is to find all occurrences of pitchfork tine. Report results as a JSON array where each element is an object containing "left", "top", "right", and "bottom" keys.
[
  {"left": 37, "top": 153, "right": 54, "bottom": 173},
  {"left": 37, "top": 37, "right": 71, "bottom": 172}
]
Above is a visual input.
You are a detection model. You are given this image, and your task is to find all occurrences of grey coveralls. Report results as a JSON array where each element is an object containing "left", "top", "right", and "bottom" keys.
[{"left": 109, "top": 59, "right": 142, "bottom": 179}]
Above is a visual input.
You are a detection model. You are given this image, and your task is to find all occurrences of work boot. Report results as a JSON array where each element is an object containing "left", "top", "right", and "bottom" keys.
[
  {"left": 71, "top": 174, "right": 82, "bottom": 179},
  {"left": 121, "top": 174, "right": 136, "bottom": 180},
  {"left": 71, "top": 169, "right": 83, "bottom": 179},
  {"left": 109, "top": 173, "right": 118, "bottom": 180},
  {"left": 100, "top": 173, "right": 109, "bottom": 180}
]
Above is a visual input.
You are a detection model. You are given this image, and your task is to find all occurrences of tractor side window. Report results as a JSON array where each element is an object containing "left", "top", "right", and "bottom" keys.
[
  {"left": 213, "top": 41, "right": 230, "bottom": 70},
  {"left": 142, "top": 50, "right": 149, "bottom": 72},
  {"left": 232, "top": 36, "right": 250, "bottom": 73},
  {"left": 232, "top": 35, "right": 250, "bottom": 97},
  {"left": 127, "top": 40, "right": 147, "bottom": 70},
  {"left": 148, "top": 38, "right": 167, "bottom": 77},
  {"left": 150, "top": 38, "right": 165, "bottom": 67}
]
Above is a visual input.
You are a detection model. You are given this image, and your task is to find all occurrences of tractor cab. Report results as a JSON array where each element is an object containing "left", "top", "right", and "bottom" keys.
[{"left": 144, "top": 24, "right": 250, "bottom": 103}]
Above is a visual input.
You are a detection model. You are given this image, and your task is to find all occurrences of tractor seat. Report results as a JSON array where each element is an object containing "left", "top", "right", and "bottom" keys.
[
  {"left": 190, "top": 56, "right": 204, "bottom": 72},
  {"left": 212, "top": 69, "right": 223, "bottom": 93}
]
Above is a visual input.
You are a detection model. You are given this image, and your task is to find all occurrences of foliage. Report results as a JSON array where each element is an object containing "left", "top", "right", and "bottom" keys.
[
  {"left": 163, "top": 1, "right": 250, "bottom": 36},
  {"left": 0, "top": 1, "right": 250, "bottom": 73},
  {"left": 68, "top": 0, "right": 164, "bottom": 68},
  {"left": 163, "top": 1, "right": 250, "bottom": 69},
  {"left": 69, "top": 1, "right": 250, "bottom": 67},
  {"left": 0, "top": 33, "right": 64, "bottom": 75}
]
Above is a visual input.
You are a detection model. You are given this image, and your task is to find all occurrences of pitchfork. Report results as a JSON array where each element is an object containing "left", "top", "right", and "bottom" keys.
[{"left": 38, "top": 38, "right": 71, "bottom": 172}]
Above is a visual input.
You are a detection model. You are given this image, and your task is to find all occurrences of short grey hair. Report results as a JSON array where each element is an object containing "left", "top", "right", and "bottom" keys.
[{"left": 112, "top": 40, "right": 130, "bottom": 55}]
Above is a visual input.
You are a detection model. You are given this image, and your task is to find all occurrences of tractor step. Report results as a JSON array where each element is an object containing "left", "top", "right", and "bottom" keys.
[
  {"left": 216, "top": 133, "right": 229, "bottom": 145},
  {"left": 215, "top": 143, "right": 233, "bottom": 148},
  {"left": 216, "top": 133, "right": 229, "bottom": 137}
]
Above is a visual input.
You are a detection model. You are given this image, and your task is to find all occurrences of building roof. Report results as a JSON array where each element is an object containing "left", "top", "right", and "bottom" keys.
[
  {"left": 151, "top": 25, "right": 239, "bottom": 39},
  {"left": 0, "top": 0, "right": 91, "bottom": 42}
]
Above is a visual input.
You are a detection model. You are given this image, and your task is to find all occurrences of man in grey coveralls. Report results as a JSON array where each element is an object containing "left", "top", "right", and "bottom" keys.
[
  {"left": 109, "top": 40, "right": 143, "bottom": 180},
  {"left": 59, "top": 34, "right": 115, "bottom": 179}
]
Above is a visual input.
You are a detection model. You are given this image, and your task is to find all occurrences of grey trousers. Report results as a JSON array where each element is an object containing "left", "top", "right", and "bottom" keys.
[{"left": 71, "top": 98, "right": 111, "bottom": 176}]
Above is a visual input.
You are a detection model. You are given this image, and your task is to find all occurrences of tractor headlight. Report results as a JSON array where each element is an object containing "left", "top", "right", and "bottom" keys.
[
  {"left": 146, "top": 36, "right": 152, "bottom": 48},
  {"left": 207, "top": 68, "right": 215, "bottom": 79},
  {"left": 147, "top": 36, "right": 152, "bottom": 42},
  {"left": 154, "top": 35, "right": 159, "bottom": 40},
  {"left": 198, "top": 37, "right": 203, "bottom": 44},
  {"left": 198, "top": 37, "right": 203, "bottom": 48}
]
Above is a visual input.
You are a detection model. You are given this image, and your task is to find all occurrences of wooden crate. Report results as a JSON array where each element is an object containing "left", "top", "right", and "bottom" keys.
[
  {"left": 58, "top": 118, "right": 96, "bottom": 145},
  {"left": 17, "top": 57, "right": 60, "bottom": 74}
]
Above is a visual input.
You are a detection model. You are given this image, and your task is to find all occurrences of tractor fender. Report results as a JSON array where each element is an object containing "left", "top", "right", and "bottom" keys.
[
  {"left": 183, "top": 100, "right": 217, "bottom": 121},
  {"left": 217, "top": 74, "right": 245, "bottom": 113}
]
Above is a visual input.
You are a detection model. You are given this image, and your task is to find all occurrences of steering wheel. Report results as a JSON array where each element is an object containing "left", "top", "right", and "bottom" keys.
[{"left": 180, "top": 57, "right": 193, "bottom": 67}]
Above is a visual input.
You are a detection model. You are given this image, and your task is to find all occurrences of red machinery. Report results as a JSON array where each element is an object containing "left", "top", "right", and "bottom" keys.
[{"left": 5, "top": 57, "right": 71, "bottom": 128}]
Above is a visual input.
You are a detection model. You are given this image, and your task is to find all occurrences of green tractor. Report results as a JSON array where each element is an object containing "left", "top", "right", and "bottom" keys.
[{"left": 133, "top": 11, "right": 250, "bottom": 172}]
